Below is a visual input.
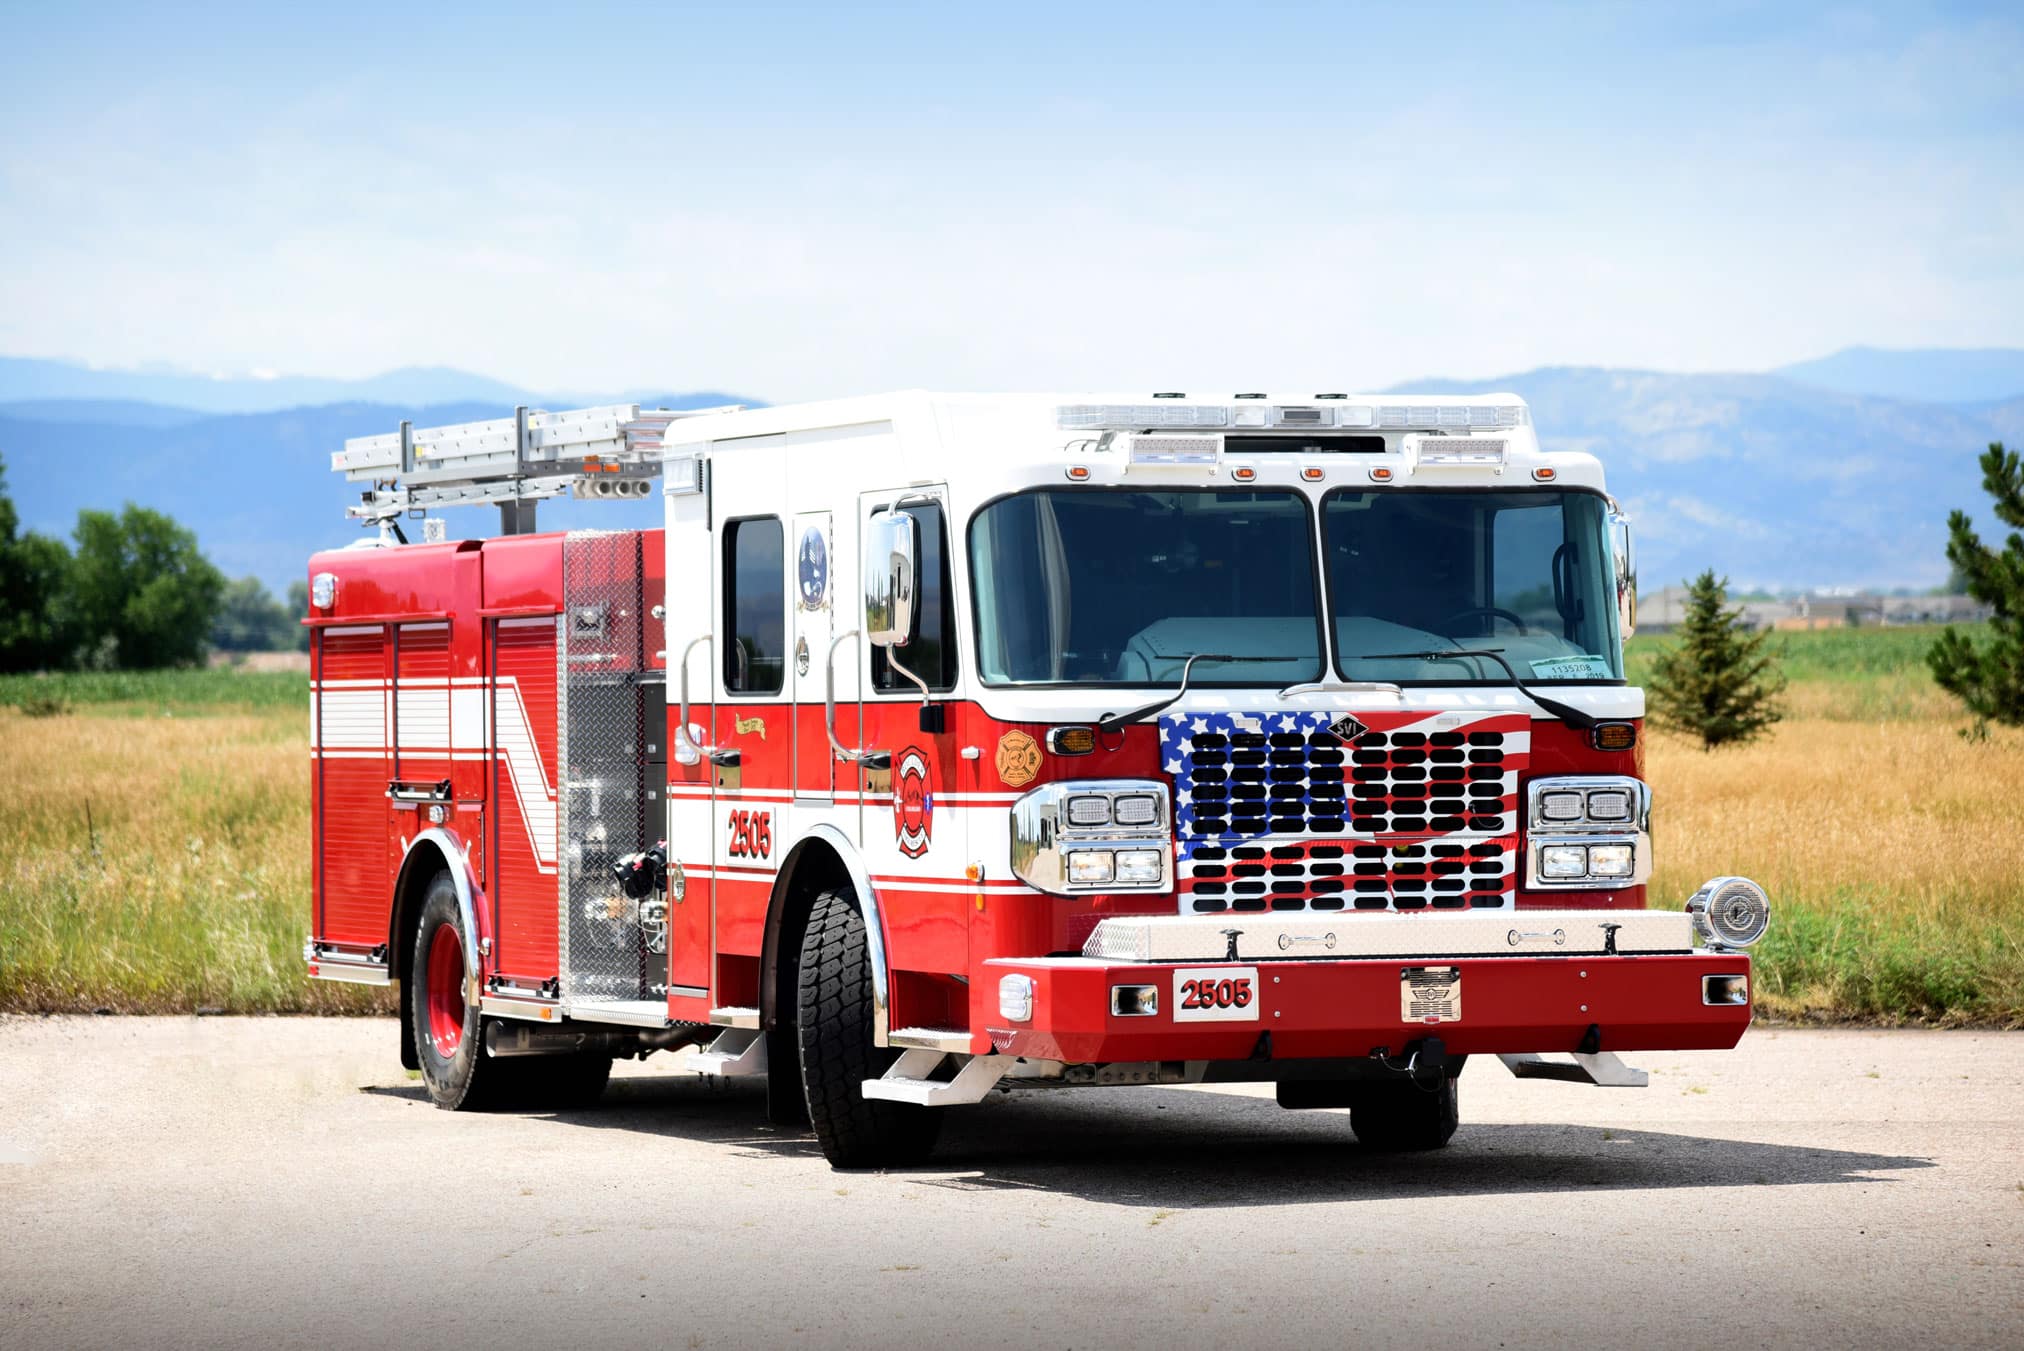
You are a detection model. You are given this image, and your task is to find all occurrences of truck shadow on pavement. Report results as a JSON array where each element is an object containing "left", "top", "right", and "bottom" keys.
[{"left": 366, "top": 1071, "right": 1934, "bottom": 1206}]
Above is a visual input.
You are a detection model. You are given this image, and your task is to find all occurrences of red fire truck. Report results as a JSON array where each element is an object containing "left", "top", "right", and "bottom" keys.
[{"left": 305, "top": 392, "right": 1770, "bottom": 1167}]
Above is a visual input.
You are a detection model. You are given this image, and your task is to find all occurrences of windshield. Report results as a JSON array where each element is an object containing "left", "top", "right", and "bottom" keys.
[
  {"left": 1322, "top": 489, "right": 1622, "bottom": 683},
  {"left": 970, "top": 488, "right": 1325, "bottom": 685}
]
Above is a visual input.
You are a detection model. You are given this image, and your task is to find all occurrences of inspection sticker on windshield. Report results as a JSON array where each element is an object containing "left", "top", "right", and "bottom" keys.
[
  {"left": 1529, "top": 655, "right": 1613, "bottom": 680},
  {"left": 1401, "top": 966, "right": 1461, "bottom": 1024}
]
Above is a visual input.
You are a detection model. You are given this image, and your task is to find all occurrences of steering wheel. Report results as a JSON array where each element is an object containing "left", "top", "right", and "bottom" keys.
[{"left": 1440, "top": 606, "right": 1531, "bottom": 637}]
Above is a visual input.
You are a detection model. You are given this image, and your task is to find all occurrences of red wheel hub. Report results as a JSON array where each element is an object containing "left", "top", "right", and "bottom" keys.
[{"left": 424, "top": 922, "right": 466, "bottom": 1057}]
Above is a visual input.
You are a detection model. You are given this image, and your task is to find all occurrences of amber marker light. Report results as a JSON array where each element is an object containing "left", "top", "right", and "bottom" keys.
[
  {"left": 1590, "top": 722, "right": 1638, "bottom": 751},
  {"left": 1231, "top": 465, "right": 1257, "bottom": 482},
  {"left": 1532, "top": 466, "right": 1557, "bottom": 482},
  {"left": 1047, "top": 726, "right": 1097, "bottom": 755},
  {"left": 1065, "top": 465, "right": 1091, "bottom": 481},
  {"left": 1368, "top": 466, "right": 1395, "bottom": 483},
  {"left": 1301, "top": 466, "right": 1325, "bottom": 481}
]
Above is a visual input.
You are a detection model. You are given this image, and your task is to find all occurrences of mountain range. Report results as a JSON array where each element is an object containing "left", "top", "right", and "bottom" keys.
[{"left": 1, "top": 349, "right": 2018, "bottom": 598}]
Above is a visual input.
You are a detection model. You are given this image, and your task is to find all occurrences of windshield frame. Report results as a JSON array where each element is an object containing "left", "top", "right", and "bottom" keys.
[
  {"left": 964, "top": 484, "right": 1331, "bottom": 690},
  {"left": 1319, "top": 483, "right": 1627, "bottom": 688}
]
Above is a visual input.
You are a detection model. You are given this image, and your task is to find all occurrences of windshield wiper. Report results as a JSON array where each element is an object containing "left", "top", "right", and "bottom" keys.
[
  {"left": 1097, "top": 652, "right": 1235, "bottom": 734},
  {"left": 1358, "top": 648, "right": 1598, "bottom": 730}
]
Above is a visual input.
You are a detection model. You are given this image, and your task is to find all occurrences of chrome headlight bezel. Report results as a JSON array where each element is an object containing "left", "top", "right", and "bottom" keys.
[
  {"left": 1525, "top": 775, "right": 1652, "bottom": 890},
  {"left": 1011, "top": 780, "right": 1172, "bottom": 896}
]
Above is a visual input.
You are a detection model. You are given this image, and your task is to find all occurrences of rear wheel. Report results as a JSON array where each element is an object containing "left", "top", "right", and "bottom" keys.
[
  {"left": 409, "top": 872, "right": 612, "bottom": 1111},
  {"left": 411, "top": 873, "right": 500, "bottom": 1110},
  {"left": 795, "top": 889, "right": 942, "bottom": 1169},
  {"left": 1349, "top": 1075, "right": 1460, "bottom": 1152}
]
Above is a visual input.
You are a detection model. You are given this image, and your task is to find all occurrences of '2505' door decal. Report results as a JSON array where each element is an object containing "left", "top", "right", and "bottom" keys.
[{"left": 727, "top": 809, "right": 773, "bottom": 859}]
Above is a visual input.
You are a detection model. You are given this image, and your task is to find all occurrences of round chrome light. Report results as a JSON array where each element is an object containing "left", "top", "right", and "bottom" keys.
[{"left": 1687, "top": 876, "right": 1771, "bottom": 948}]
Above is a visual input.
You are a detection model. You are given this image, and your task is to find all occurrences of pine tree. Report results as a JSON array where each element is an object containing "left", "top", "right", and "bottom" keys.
[
  {"left": 1928, "top": 442, "right": 2024, "bottom": 729},
  {"left": 1646, "top": 570, "right": 1785, "bottom": 750}
]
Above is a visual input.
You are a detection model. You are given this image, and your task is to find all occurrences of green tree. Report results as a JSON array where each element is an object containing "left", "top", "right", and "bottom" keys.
[
  {"left": 1929, "top": 442, "right": 2024, "bottom": 729},
  {"left": 1647, "top": 570, "right": 1786, "bottom": 750},
  {"left": 68, "top": 505, "right": 225, "bottom": 669},
  {"left": 0, "top": 453, "right": 76, "bottom": 671},
  {"left": 285, "top": 579, "right": 312, "bottom": 652},
  {"left": 211, "top": 576, "right": 295, "bottom": 652}
]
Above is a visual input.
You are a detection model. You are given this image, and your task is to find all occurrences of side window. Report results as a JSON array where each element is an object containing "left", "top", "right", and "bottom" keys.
[
  {"left": 872, "top": 502, "right": 958, "bottom": 692},
  {"left": 724, "top": 517, "right": 785, "bottom": 694}
]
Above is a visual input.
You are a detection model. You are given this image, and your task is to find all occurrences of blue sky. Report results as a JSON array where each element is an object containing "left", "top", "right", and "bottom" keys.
[{"left": 2, "top": 2, "right": 2019, "bottom": 399}]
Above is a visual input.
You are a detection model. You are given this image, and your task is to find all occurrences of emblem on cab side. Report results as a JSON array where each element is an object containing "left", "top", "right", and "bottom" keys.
[
  {"left": 994, "top": 730, "right": 1043, "bottom": 787},
  {"left": 894, "top": 746, "right": 933, "bottom": 858},
  {"left": 1327, "top": 713, "right": 1369, "bottom": 743},
  {"left": 797, "top": 526, "right": 829, "bottom": 610}
]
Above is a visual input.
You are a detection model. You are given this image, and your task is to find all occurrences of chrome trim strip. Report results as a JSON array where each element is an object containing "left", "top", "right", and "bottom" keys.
[
  {"left": 479, "top": 996, "right": 556, "bottom": 1021},
  {"left": 308, "top": 961, "right": 392, "bottom": 987},
  {"left": 804, "top": 822, "right": 892, "bottom": 1047}
]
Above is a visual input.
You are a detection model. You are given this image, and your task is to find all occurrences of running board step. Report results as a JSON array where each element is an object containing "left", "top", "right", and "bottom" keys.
[
  {"left": 708, "top": 1006, "right": 761, "bottom": 1028},
  {"left": 887, "top": 1026, "right": 972, "bottom": 1052},
  {"left": 1498, "top": 1051, "right": 1648, "bottom": 1087},
  {"left": 861, "top": 1049, "right": 1009, "bottom": 1107},
  {"left": 688, "top": 1027, "right": 767, "bottom": 1077}
]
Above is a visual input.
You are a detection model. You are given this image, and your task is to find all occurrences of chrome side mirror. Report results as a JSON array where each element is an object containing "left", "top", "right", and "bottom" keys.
[
  {"left": 1609, "top": 510, "right": 1637, "bottom": 641},
  {"left": 864, "top": 509, "right": 919, "bottom": 649}
]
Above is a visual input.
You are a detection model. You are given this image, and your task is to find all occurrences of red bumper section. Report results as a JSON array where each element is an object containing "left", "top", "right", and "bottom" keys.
[{"left": 976, "top": 953, "right": 1753, "bottom": 1064}]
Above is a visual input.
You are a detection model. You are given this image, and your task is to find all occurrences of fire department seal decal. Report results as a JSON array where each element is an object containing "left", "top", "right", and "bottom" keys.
[
  {"left": 797, "top": 525, "right": 829, "bottom": 611},
  {"left": 1327, "top": 713, "right": 1370, "bottom": 744},
  {"left": 894, "top": 746, "right": 933, "bottom": 858},
  {"left": 994, "top": 729, "right": 1042, "bottom": 787}
]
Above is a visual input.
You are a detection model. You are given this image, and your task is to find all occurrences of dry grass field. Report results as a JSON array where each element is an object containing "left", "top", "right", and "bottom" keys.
[{"left": 2, "top": 630, "right": 2019, "bottom": 1025}]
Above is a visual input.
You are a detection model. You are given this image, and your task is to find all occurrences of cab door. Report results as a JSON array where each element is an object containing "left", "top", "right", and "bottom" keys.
[{"left": 854, "top": 488, "right": 964, "bottom": 979}]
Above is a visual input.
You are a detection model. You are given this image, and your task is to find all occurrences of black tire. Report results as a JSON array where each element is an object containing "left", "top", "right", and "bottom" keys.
[
  {"left": 1349, "top": 1075, "right": 1460, "bottom": 1152},
  {"left": 795, "top": 889, "right": 943, "bottom": 1169},
  {"left": 409, "top": 872, "right": 612, "bottom": 1111},
  {"left": 410, "top": 872, "right": 503, "bottom": 1110}
]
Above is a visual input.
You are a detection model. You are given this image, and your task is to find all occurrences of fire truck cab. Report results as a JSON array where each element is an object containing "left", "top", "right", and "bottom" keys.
[{"left": 306, "top": 391, "right": 1770, "bottom": 1167}]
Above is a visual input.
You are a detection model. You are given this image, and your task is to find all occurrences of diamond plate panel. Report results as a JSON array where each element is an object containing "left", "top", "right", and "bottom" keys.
[{"left": 558, "top": 530, "right": 657, "bottom": 1005}]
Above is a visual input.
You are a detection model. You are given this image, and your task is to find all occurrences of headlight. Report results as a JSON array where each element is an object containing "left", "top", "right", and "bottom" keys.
[
  {"left": 1586, "top": 843, "right": 1635, "bottom": 877},
  {"left": 1067, "top": 850, "right": 1115, "bottom": 884},
  {"left": 1687, "top": 876, "right": 1771, "bottom": 948},
  {"left": 1010, "top": 780, "right": 1172, "bottom": 895},
  {"left": 1540, "top": 791, "right": 1585, "bottom": 822},
  {"left": 1541, "top": 845, "right": 1588, "bottom": 878},
  {"left": 1067, "top": 795, "right": 1111, "bottom": 827},
  {"left": 1114, "top": 848, "right": 1165, "bottom": 884},
  {"left": 1586, "top": 790, "right": 1633, "bottom": 822}
]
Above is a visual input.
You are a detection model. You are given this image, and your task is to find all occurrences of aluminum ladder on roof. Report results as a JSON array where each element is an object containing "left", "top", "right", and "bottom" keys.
[{"left": 331, "top": 401, "right": 740, "bottom": 535}]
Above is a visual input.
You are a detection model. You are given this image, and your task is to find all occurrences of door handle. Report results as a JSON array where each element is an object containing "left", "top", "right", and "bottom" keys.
[
  {"left": 672, "top": 633, "right": 717, "bottom": 762},
  {"left": 825, "top": 629, "right": 890, "bottom": 769}
]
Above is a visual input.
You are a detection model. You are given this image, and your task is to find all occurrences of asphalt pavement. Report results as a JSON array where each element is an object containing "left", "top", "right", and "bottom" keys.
[{"left": 1, "top": 1017, "right": 2019, "bottom": 1350}]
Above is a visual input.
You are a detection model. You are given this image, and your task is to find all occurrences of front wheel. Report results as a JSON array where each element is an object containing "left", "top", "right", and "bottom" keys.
[{"left": 795, "top": 890, "right": 943, "bottom": 1169}]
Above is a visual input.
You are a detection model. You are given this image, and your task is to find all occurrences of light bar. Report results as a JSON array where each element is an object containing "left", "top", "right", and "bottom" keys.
[
  {"left": 1125, "top": 433, "right": 1221, "bottom": 467},
  {"left": 1059, "top": 404, "right": 1230, "bottom": 430},
  {"left": 1410, "top": 435, "right": 1509, "bottom": 467}
]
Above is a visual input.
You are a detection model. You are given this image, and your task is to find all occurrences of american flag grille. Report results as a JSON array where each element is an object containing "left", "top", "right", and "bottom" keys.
[{"left": 1161, "top": 710, "right": 1527, "bottom": 915}]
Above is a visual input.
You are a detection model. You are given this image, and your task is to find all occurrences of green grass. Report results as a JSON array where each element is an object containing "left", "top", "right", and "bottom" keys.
[
  {"left": 1, "top": 629, "right": 2017, "bottom": 1024},
  {"left": 0, "top": 668, "right": 309, "bottom": 716}
]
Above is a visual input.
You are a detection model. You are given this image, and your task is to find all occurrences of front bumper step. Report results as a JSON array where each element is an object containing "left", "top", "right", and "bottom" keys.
[{"left": 1084, "top": 908, "right": 1692, "bottom": 963}]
